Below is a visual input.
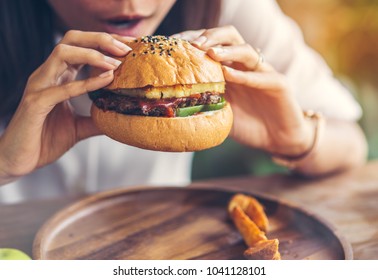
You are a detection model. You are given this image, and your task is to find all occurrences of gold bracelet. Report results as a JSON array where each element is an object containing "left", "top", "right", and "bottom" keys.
[{"left": 272, "top": 110, "right": 324, "bottom": 169}]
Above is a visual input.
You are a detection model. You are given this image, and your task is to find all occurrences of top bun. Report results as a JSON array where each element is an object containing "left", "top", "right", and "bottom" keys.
[{"left": 106, "top": 35, "right": 225, "bottom": 90}]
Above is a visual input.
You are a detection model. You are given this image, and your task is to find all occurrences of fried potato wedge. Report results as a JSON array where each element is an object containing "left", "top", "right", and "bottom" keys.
[
  {"left": 230, "top": 206, "right": 267, "bottom": 247},
  {"left": 229, "top": 193, "right": 281, "bottom": 260},
  {"left": 243, "top": 239, "right": 281, "bottom": 260},
  {"left": 228, "top": 194, "right": 269, "bottom": 232},
  {"left": 228, "top": 194, "right": 250, "bottom": 213}
]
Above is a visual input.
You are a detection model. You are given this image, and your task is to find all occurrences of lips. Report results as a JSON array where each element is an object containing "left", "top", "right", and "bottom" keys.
[{"left": 102, "top": 15, "right": 144, "bottom": 36}]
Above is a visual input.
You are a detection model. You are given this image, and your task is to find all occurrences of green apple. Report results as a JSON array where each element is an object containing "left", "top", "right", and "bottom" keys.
[{"left": 0, "top": 248, "right": 31, "bottom": 260}]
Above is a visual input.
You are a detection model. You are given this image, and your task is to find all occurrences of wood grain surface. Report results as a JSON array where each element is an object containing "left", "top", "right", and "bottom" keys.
[{"left": 33, "top": 187, "right": 351, "bottom": 260}]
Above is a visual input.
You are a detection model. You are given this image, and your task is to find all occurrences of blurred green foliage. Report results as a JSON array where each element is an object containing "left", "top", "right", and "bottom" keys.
[
  {"left": 278, "top": 0, "right": 378, "bottom": 159},
  {"left": 192, "top": 0, "right": 378, "bottom": 180}
]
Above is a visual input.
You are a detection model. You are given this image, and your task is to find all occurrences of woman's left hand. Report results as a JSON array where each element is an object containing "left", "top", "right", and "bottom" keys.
[{"left": 174, "top": 26, "right": 314, "bottom": 157}]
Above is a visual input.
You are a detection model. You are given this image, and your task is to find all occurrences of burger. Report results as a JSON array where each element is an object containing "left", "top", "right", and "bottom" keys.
[{"left": 89, "top": 35, "right": 233, "bottom": 152}]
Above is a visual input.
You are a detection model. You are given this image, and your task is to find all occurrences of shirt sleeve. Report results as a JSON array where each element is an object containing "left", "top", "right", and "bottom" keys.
[{"left": 219, "top": 0, "right": 362, "bottom": 121}]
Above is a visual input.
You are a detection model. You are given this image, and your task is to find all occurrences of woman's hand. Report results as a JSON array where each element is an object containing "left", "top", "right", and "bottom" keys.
[
  {"left": 0, "top": 30, "right": 131, "bottom": 184},
  {"left": 174, "top": 26, "right": 314, "bottom": 156}
]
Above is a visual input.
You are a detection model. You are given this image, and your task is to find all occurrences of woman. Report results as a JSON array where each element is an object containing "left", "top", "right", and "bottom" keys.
[{"left": 0, "top": 0, "right": 367, "bottom": 203}]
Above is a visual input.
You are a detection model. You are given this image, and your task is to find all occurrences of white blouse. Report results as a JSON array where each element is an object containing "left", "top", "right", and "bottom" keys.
[{"left": 0, "top": 0, "right": 361, "bottom": 203}]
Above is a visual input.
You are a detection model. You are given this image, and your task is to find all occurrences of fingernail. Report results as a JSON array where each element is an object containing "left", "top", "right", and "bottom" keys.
[
  {"left": 223, "top": 65, "right": 234, "bottom": 72},
  {"left": 99, "top": 70, "right": 113, "bottom": 78},
  {"left": 113, "top": 39, "right": 132, "bottom": 52},
  {"left": 211, "top": 47, "right": 224, "bottom": 55},
  {"left": 104, "top": 56, "right": 122, "bottom": 67},
  {"left": 192, "top": 36, "right": 207, "bottom": 46},
  {"left": 171, "top": 33, "right": 181, "bottom": 39}
]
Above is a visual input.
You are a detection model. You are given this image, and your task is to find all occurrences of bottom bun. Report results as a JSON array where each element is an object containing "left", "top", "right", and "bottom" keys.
[{"left": 91, "top": 103, "right": 233, "bottom": 152}]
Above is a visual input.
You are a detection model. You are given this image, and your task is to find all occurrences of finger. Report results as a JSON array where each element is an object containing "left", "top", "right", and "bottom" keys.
[
  {"left": 171, "top": 29, "right": 205, "bottom": 41},
  {"left": 208, "top": 44, "right": 272, "bottom": 72},
  {"left": 191, "top": 25, "right": 245, "bottom": 49},
  {"left": 223, "top": 66, "right": 286, "bottom": 93},
  {"left": 37, "top": 44, "right": 125, "bottom": 85},
  {"left": 39, "top": 70, "right": 114, "bottom": 106},
  {"left": 110, "top": 34, "right": 136, "bottom": 44},
  {"left": 60, "top": 30, "right": 132, "bottom": 56},
  {"left": 75, "top": 116, "right": 103, "bottom": 141}
]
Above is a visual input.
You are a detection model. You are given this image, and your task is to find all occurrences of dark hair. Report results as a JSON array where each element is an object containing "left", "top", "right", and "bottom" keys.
[
  {"left": 0, "top": 0, "right": 54, "bottom": 121},
  {"left": 0, "top": 0, "right": 221, "bottom": 120}
]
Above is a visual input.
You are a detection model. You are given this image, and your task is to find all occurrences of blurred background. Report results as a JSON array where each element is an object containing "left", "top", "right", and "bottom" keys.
[{"left": 192, "top": 0, "right": 378, "bottom": 180}]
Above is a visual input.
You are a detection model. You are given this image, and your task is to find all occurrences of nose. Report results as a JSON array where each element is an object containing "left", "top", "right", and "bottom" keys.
[{"left": 113, "top": 0, "right": 139, "bottom": 10}]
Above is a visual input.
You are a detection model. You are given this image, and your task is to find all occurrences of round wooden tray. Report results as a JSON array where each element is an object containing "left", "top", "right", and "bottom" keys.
[{"left": 33, "top": 187, "right": 353, "bottom": 260}]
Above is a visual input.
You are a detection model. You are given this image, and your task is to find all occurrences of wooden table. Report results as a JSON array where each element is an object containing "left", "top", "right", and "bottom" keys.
[{"left": 1, "top": 161, "right": 378, "bottom": 260}]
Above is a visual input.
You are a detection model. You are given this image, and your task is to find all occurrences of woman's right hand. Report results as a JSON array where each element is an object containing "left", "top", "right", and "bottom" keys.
[{"left": 0, "top": 30, "right": 131, "bottom": 185}]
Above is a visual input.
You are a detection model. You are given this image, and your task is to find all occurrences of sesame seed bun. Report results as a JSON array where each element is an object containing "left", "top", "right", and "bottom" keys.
[{"left": 107, "top": 36, "right": 225, "bottom": 91}]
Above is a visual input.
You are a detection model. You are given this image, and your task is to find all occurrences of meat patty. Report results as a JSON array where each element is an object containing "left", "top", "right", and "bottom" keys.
[{"left": 91, "top": 90, "right": 223, "bottom": 117}]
